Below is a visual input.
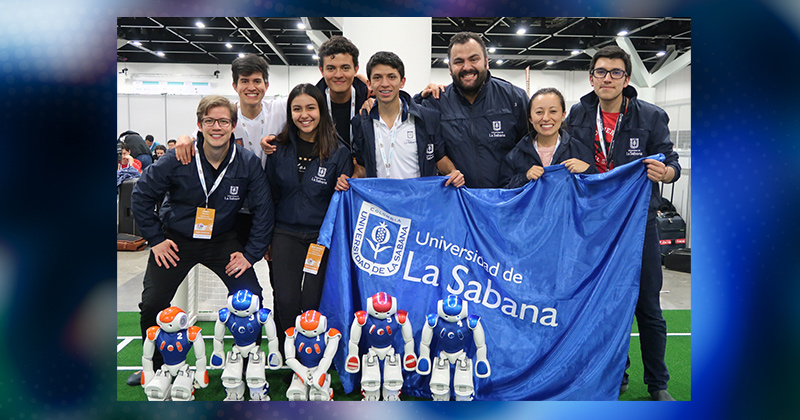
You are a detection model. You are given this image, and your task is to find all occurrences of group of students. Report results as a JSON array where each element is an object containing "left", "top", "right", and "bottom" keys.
[{"left": 126, "top": 31, "right": 681, "bottom": 401}]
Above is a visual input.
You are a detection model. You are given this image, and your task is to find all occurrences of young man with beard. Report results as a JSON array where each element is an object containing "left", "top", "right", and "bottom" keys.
[
  {"left": 565, "top": 45, "right": 680, "bottom": 401},
  {"left": 130, "top": 95, "right": 274, "bottom": 384},
  {"left": 335, "top": 51, "right": 464, "bottom": 190},
  {"left": 416, "top": 32, "right": 528, "bottom": 188}
]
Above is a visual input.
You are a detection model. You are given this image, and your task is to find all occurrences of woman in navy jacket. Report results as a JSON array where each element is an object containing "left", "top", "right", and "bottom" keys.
[
  {"left": 266, "top": 83, "right": 354, "bottom": 344},
  {"left": 499, "top": 87, "right": 596, "bottom": 189}
]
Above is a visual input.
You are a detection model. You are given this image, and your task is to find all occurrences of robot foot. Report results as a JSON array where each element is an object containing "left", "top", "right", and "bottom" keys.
[
  {"left": 249, "top": 385, "right": 270, "bottom": 401},
  {"left": 431, "top": 392, "right": 450, "bottom": 401},
  {"left": 361, "top": 389, "right": 380, "bottom": 401},
  {"left": 384, "top": 391, "right": 401, "bottom": 401},
  {"left": 223, "top": 382, "right": 246, "bottom": 401}
]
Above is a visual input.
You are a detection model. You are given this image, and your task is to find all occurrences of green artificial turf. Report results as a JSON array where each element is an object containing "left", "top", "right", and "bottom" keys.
[{"left": 118, "top": 310, "right": 690, "bottom": 401}]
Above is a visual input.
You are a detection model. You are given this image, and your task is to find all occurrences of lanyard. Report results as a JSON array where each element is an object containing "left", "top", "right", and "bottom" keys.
[
  {"left": 595, "top": 98, "right": 627, "bottom": 165},
  {"left": 194, "top": 141, "right": 236, "bottom": 208},
  {"left": 375, "top": 114, "right": 401, "bottom": 178},
  {"left": 326, "top": 86, "right": 356, "bottom": 142}
]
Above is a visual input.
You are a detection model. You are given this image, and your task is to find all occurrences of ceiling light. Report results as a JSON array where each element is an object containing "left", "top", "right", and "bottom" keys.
[
  {"left": 496, "top": 59, "right": 504, "bottom": 65},
  {"left": 546, "top": 60, "right": 555, "bottom": 65},
  {"left": 156, "top": 51, "right": 165, "bottom": 57},
  {"left": 131, "top": 41, "right": 142, "bottom": 46},
  {"left": 297, "top": 22, "right": 306, "bottom": 30},
  {"left": 571, "top": 50, "right": 581, "bottom": 55},
  {"left": 443, "top": 58, "right": 449, "bottom": 64},
  {"left": 488, "top": 47, "right": 496, "bottom": 53},
  {"left": 312, "top": 54, "right": 319, "bottom": 60},
  {"left": 617, "top": 30, "right": 628, "bottom": 36},
  {"left": 238, "top": 53, "right": 245, "bottom": 58},
  {"left": 225, "top": 43, "right": 232, "bottom": 49},
  {"left": 656, "top": 51, "right": 666, "bottom": 57},
  {"left": 196, "top": 21, "right": 205, "bottom": 29},
  {"left": 516, "top": 28, "right": 526, "bottom": 35},
  {"left": 307, "top": 44, "right": 314, "bottom": 50}
]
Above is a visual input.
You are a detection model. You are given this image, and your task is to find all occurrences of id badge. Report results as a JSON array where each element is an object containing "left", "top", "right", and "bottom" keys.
[
  {"left": 193, "top": 207, "right": 216, "bottom": 239},
  {"left": 303, "top": 243, "right": 326, "bottom": 275}
]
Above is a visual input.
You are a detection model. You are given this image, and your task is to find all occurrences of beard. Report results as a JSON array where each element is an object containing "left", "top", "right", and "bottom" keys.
[{"left": 451, "top": 67, "right": 488, "bottom": 96}]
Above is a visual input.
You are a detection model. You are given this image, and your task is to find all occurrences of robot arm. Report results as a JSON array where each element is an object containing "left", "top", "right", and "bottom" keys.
[
  {"left": 396, "top": 310, "right": 417, "bottom": 371},
  {"left": 345, "top": 311, "right": 366, "bottom": 373},
  {"left": 311, "top": 328, "right": 341, "bottom": 391},
  {"left": 416, "top": 314, "right": 437, "bottom": 375},
  {"left": 259, "top": 308, "right": 283, "bottom": 369},
  {"left": 468, "top": 315, "right": 491, "bottom": 378},
  {"left": 141, "top": 326, "right": 160, "bottom": 387},
  {"left": 188, "top": 326, "right": 209, "bottom": 388},
  {"left": 283, "top": 327, "right": 310, "bottom": 383},
  {"left": 210, "top": 309, "right": 229, "bottom": 368}
]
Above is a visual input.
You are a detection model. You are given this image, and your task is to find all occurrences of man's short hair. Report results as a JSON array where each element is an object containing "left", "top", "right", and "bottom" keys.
[
  {"left": 589, "top": 46, "right": 632, "bottom": 76},
  {"left": 196, "top": 95, "right": 238, "bottom": 125},
  {"left": 121, "top": 142, "right": 132, "bottom": 152},
  {"left": 145, "top": 134, "right": 154, "bottom": 143},
  {"left": 317, "top": 35, "right": 359, "bottom": 67},
  {"left": 154, "top": 145, "right": 167, "bottom": 152},
  {"left": 167, "top": 139, "right": 177, "bottom": 145},
  {"left": 366, "top": 51, "right": 405, "bottom": 79},
  {"left": 231, "top": 54, "right": 270, "bottom": 85},
  {"left": 447, "top": 32, "right": 488, "bottom": 61}
]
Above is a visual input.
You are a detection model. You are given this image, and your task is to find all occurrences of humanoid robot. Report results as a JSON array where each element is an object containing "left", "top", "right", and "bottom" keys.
[
  {"left": 345, "top": 292, "right": 417, "bottom": 400},
  {"left": 210, "top": 289, "right": 282, "bottom": 401},
  {"left": 416, "top": 295, "right": 491, "bottom": 401},
  {"left": 141, "top": 306, "right": 209, "bottom": 401},
  {"left": 284, "top": 310, "right": 341, "bottom": 401}
]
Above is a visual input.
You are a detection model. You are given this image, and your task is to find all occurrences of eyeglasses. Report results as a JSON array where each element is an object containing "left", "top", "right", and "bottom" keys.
[
  {"left": 590, "top": 68, "right": 627, "bottom": 79},
  {"left": 201, "top": 117, "right": 233, "bottom": 128}
]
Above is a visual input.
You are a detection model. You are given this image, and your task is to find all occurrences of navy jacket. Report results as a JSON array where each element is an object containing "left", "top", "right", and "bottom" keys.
[
  {"left": 132, "top": 133, "right": 274, "bottom": 264},
  {"left": 565, "top": 85, "right": 681, "bottom": 220},
  {"left": 351, "top": 91, "right": 445, "bottom": 178},
  {"left": 499, "top": 131, "right": 597, "bottom": 189},
  {"left": 415, "top": 71, "right": 529, "bottom": 188},
  {"left": 266, "top": 127, "right": 354, "bottom": 233}
]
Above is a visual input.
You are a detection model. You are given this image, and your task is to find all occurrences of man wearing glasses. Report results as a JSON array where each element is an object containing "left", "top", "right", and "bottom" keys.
[
  {"left": 131, "top": 95, "right": 275, "bottom": 381},
  {"left": 565, "top": 45, "right": 681, "bottom": 401}
]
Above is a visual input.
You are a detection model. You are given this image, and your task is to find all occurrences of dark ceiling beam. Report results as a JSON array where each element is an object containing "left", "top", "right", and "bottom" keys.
[{"left": 245, "top": 17, "right": 289, "bottom": 65}]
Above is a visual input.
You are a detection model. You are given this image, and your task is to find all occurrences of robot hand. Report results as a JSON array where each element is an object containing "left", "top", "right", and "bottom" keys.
[
  {"left": 194, "top": 366, "right": 209, "bottom": 388},
  {"left": 210, "top": 350, "right": 225, "bottom": 369},
  {"left": 416, "top": 356, "right": 432, "bottom": 375},
  {"left": 403, "top": 352, "right": 418, "bottom": 371},
  {"left": 310, "top": 369, "right": 328, "bottom": 391},
  {"left": 267, "top": 349, "right": 283, "bottom": 369},
  {"left": 475, "top": 357, "right": 491, "bottom": 379},
  {"left": 345, "top": 352, "right": 360, "bottom": 373},
  {"left": 142, "top": 369, "right": 155, "bottom": 387}
]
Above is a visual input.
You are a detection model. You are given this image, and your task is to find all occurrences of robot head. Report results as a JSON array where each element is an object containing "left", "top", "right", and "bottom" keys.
[
  {"left": 438, "top": 295, "right": 467, "bottom": 322},
  {"left": 227, "top": 289, "right": 260, "bottom": 318},
  {"left": 367, "top": 292, "right": 396, "bottom": 319},
  {"left": 297, "top": 310, "right": 327, "bottom": 338},
  {"left": 157, "top": 307, "right": 188, "bottom": 333}
]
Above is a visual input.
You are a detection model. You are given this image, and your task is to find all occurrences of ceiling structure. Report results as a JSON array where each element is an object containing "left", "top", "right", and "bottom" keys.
[{"left": 117, "top": 17, "right": 691, "bottom": 72}]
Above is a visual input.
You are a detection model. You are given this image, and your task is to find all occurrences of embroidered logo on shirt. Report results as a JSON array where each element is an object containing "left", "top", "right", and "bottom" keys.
[
  {"left": 489, "top": 120, "right": 506, "bottom": 138},
  {"left": 426, "top": 144, "right": 434, "bottom": 160},
  {"left": 225, "top": 185, "right": 240, "bottom": 201},
  {"left": 311, "top": 166, "right": 329, "bottom": 185},
  {"left": 626, "top": 137, "right": 643, "bottom": 157}
]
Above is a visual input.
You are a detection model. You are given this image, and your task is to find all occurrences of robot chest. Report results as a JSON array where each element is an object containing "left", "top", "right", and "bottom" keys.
[
  {"left": 227, "top": 316, "right": 259, "bottom": 337},
  {"left": 297, "top": 335, "right": 327, "bottom": 360},
  {"left": 366, "top": 318, "right": 396, "bottom": 338},
  {"left": 437, "top": 323, "right": 469, "bottom": 344},
  {"left": 158, "top": 332, "right": 191, "bottom": 356}
]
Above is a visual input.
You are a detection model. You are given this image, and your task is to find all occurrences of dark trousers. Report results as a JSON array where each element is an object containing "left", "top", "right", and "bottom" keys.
[
  {"left": 269, "top": 227, "right": 329, "bottom": 356},
  {"left": 623, "top": 219, "right": 670, "bottom": 392},
  {"left": 138, "top": 230, "right": 263, "bottom": 368}
]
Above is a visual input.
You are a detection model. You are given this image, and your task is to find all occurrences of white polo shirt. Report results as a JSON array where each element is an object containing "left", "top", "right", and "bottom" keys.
[
  {"left": 374, "top": 106, "right": 418, "bottom": 179},
  {"left": 235, "top": 97, "right": 288, "bottom": 169}
]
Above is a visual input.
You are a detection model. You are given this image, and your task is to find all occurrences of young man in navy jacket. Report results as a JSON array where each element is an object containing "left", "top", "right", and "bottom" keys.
[
  {"left": 416, "top": 32, "right": 528, "bottom": 188},
  {"left": 131, "top": 95, "right": 275, "bottom": 376},
  {"left": 336, "top": 51, "right": 464, "bottom": 190},
  {"left": 565, "top": 46, "right": 681, "bottom": 401}
]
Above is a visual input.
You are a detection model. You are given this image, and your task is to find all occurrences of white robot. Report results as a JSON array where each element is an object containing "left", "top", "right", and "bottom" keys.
[
  {"left": 141, "top": 306, "right": 209, "bottom": 401},
  {"left": 284, "top": 310, "right": 341, "bottom": 401},
  {"left": 345, "top": 292, "right": 417, "bottom": 400},
  {"left": 416, "top": 295, "right": 491, "bottom": 401},
  {"left": 210, "top": 289, "right": 282, "bottom": 401}
]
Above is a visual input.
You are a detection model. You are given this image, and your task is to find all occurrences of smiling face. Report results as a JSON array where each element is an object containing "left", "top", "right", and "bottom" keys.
[
  {"left": 529, "top": 93, "right": 566, "bottom": 139},
  {"left": 319, "top": 53, "right": 358, "bottom": 100},
  {"left": 369, "top": 64, "right": 405, "bottom": 107},
  {"left": 197, "top": 105, "right": 235, "bottom": 150},
  {"left": 448, "top": 39, "right": 489, "bottom": 97},
  {"left": 233, "top": 71, "right": 267, "bottom": 108},
  {"left": 590, "top": 57, "right": 630, "bottom": 105},
  {"left": 291, "top": 93, "right": 320, "bottom": 141}
]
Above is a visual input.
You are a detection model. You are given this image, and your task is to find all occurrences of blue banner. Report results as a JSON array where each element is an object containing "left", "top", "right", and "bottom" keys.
[{"left": 318, "top": 156, "right": 658, "bottom": 400}]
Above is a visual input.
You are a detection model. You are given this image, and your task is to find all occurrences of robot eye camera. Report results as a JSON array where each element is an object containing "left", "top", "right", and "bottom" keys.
[
  {"left": 298, "top": 310, "right": 327, "bottom": 337},
  {"left": 439, "top": 295, "right": 467, "bottom": 320},
  {"left": 157, "top": 307, "right": 188, "bottom": 332},
  {"left": 229, "top": 289, "right": 259, "bottom": 316}
]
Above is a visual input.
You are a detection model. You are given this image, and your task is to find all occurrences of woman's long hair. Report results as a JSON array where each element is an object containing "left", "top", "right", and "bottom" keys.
[{"left": 276, "top": 83, "right": 339, "bottom": 160}]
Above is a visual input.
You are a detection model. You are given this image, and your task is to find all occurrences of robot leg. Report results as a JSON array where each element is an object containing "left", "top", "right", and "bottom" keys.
[
  {"left": 382, "top": 353, "right": 403, "bottom": 401},
  {"left": 453, "top": 358, "right": 475, "bottom": 401},
  {"left": 144, "top": 368, "right": 172, "bottom": 401},
  {"left": 429, "top": 357, "right": 452, "bottom": 401},
  {"left": 309, "top": 372, "right": 332, "bottom": 401},
  {"left": 360, "top": 354, "right": 381, "bottom": 401},
  {"left": 245, "top": 349, "right": 270, "bottom": 401},
  {"left": 170, "top": 365, "right": 196, "bottom": 401},
  {"left": 221, "top": 351, "right": 246, "bottom": 401},
  {"left": 286, "top": 374, "right": 308, "bottom": 401}
]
